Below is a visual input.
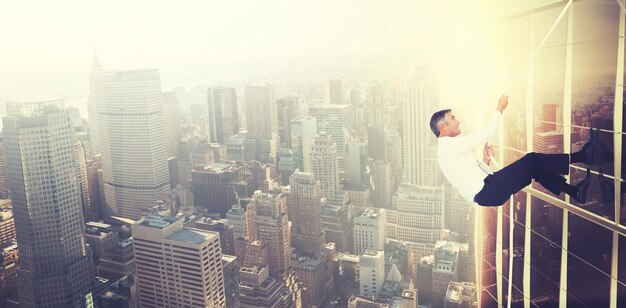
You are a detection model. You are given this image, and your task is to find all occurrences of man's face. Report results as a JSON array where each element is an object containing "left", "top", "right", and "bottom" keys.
[{"left": 442, "top": 112, "right": 461, "bottom": 137}]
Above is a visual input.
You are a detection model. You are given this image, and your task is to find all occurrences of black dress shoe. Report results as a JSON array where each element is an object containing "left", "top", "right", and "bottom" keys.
[
  {"left": 574, "top": 168, "right": 591, "bottom": 204},
  {"left": 581, "top": 128, "right": 598, "bottom": 165}
]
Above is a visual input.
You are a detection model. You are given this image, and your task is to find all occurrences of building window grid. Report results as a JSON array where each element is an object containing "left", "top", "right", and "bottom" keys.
[{"left": 485, "top": 2, "right": 625, "bottom": 307}]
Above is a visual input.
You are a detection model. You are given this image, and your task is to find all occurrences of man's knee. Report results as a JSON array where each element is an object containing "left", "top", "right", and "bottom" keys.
[{"left": 523, "top": 152, "right": 539, "bottom": 162}]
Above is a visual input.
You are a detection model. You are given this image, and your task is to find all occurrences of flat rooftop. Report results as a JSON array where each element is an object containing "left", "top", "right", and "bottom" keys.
[
  {"left": 166, "top": 228, "right": 216, "bottom": 245},
  {"left": 138, "top": 215, "right": 179, "bottom": 229}
]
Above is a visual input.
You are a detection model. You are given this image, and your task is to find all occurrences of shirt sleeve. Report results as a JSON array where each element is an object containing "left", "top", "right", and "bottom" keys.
[{"left": 448, "top": 110, "right": 502, "bottom": 154}]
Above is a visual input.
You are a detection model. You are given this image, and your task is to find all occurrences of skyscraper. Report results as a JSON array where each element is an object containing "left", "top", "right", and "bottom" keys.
[
  {"left": 227, "top": 203, "right": 249, "bottom": 240},
  {"left": 353, "top": 208, "right": 387, "bottom": 255},
  {"left": 371, "top": 159, "right": 393, "bottom": 208},
  {"left": 208, "top": 87, "right": 239, "bottom": 144},
  {"left": 308, "top": 104, "right": 353, "bottom": 168},
  {"left": 75, "top": 140, "right": 95, "bottom": 221},
  {"left": 88, "top": 53, "right": 103, "bottom": 154},
  {"left": 244, "top": 84, "right": 279, "bottom": 164},
  {"left": 3, "top": 99, "right": 93, "bottom": 307},
  {"left": 132, "top": 215, "right": 226, "bottom": 307},
  {"left": 91, "top": 67, "right": 170, "bottom": 219},
  {"left": 0, "top": 137, "right": 8, "bottom": 199},
  {"left": 359, "top": 249, "right": 385, "bottom": 297},
  {"left": 246, "top": 190, "right": 291, "bottom": 278},
  {"left": 310, "top": 131, "right": 342, "bottom": 201},
  {"left": 290, "top": 115, "right": 317, "bottom": 172},
  {"left": 328, "top": 79, "right": 343, "bottom": 105},
  {"left": 277, "top": 97, "right": 301, "bottom": 148},
  {"left": 190, "top": 161, "right": 248, "bottom": 218},
  {"left": 344, "top": 134, "right": 369, "bottom": 186},
  {"left": 403, "top": 69, "right": 439, "bottom": 186},
  {"left": 387, "top": 184, "right": 445, "bottom": 262},
  {"left": 287, "top": 171, "right": 325, "bottom": 254},
  {"left": 163, "top": 92, "right": 182, "bottom": 157}
]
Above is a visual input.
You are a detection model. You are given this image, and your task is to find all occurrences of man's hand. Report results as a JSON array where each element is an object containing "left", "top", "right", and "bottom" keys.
[
  {"left": 483, "top": 143, "right": 495, "bottom": 165},
  {"left": 497, "top": 94, "right": 509, "bottom": 113}
]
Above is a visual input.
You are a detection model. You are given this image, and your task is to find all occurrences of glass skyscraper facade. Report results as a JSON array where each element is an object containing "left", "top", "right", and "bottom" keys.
[{"left": 479, "top": 1, "right": 626, "bottom": 307}]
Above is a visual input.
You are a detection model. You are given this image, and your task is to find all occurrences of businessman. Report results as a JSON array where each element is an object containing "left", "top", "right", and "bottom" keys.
[{"left": 430, "top": 95, "right": 595, "bottom": 206}]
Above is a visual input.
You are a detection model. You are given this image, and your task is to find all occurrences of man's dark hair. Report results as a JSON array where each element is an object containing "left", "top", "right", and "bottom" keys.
[{"left": 430, "top": 109, "right": 451, "bottom": 137}]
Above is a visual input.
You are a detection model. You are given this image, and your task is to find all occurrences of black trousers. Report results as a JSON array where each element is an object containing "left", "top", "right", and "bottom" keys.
[{"left": 474, "top": 152, "right": 569, "bottom": 206}]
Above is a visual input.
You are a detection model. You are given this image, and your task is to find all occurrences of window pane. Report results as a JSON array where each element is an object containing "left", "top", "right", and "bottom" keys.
[
  {"left": 572, "top": 0, "right": 619, "bottom": 87},
  {"left": 529, "top": 197, "right": 562, "bottom": 306},
  {"left": 532, "top": 124, "right": 566, "bottom": 201},
  {"left": 481, "top": 206, "right": 499, "bottom": 305},
  {"left": 618, "top": 235, "right": 626, "bottom": 306},
  {"left": 569, "top": 131, "right": 615, "bottom": 218},
  {"left": 497, "top": 13, "right": 529, "bottom": 153},
  {"left": 500, "top": 198, "right": 524, "bottom": 306},
  {"left": 567, "top": 212, "right": 612, "bottom": 306}
]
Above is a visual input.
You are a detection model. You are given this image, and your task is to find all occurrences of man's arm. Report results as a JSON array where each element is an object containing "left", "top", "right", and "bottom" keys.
[{"left": 448, "top": 95, "right": 508, "bottom": 154}]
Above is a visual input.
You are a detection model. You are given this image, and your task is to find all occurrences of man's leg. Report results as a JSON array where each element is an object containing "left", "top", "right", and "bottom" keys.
[{"left": 474, "top": 152, "right": 570, "bottom": 206}]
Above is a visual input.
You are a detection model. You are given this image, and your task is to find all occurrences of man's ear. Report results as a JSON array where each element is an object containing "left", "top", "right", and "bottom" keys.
[{"left": 438, "top": 122, "right": 447, "bottom": 135}]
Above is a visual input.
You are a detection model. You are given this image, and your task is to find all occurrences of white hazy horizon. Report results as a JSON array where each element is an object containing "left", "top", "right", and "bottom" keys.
[{"left": 0, "top": 0, "right": 486, "bottom": 97}]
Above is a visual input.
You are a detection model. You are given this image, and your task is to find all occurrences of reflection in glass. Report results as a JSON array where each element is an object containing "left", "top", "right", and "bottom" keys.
[
  {"left": 618, "top": 235, "right": 626, "bottom": 306},
  {"left": 567, "top": 212, "right": 612, "bottom": 306},
  {"left": 529, "top": 197, "right": 562, "bottom": 306}
]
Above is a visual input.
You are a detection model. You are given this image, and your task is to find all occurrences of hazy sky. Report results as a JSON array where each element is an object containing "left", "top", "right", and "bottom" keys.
[{"left": 1, "top": 0, "right": 460, "bottom": 96}]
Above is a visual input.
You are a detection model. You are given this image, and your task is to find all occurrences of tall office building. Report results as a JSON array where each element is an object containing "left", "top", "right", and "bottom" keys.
[
  {"left": 163, "top": 92, "right": 181, "bottom": 157},
  {"left": 227, "top": 203, "right": 248, "bottom": 240},
  {"left": 75, "top": 140, "right": 95, "bottom": 221},
  {"left": 246, "top": 190, "right": 291, "bottom": 278},
  {"left": 190, "top": 161, "right": 248, "bottom": 217},
  {"left": 432, "top": 241, "right": 461, "bottom": 301},
  {"left": 132, "top": 215, "right": 226, "bottom": 307},
  {"left": 354, "top": 208, "right": 387, "bottom": 255},
  {"left": 387, "top": 184, "right": 445, "bottom": 262},
  {"left": 3, "top": 99, "right": 93, "bottom": 307},
  {"left": 539, "top": 103, "right": 559, "bottom": 132},
  {"left": 287, "top": 171, "right": 325, "bottom": 254},
  {"left": 277, "top": 97, "right": 301, "bottom": 148},
  {"left": 402, "top": 69, "right": 439, "bottom": 186},
  {"left": 321, "top": 202, "right": 353, "bottom": 253},
  {"left": 91, "top": 67, "right": 170, "bottom": 219},
  {"left": 88, "top": 53, "right": 103, "bottom": 154},
  {"left": 385, "top": 127, "right": 404, "bottom": 192},
  {"left": 194, "top": 217, "right": 236, "bottom": 255},
  {"left": 85, "top": 156, "right": 104, "bottom": 218},
  {"left": 328, "top": 79, "right": 343, "bottom": 105},
  {"left": 290, "top": 115, "right": 317, "bottom": 172},
  {"left": 533, "top": 131, "right": 564, "bottom": 154},
  {"left": 371, "top": 159, "right": 393, "bottom": 208},
  {"left": 244, "top": 84, "right": 279, "bottom": 164},
  {"left": 208, "top": 87, "right": 239, "bottom": 144},
  {"left": 366, "top": 86, "right": 385, "bottom": 128},
  {"left": 96, "top": 237, "right": 135, "bottom": 282},
  {"left": 359, "top": 249, "right": 385, "bottom": 297},
  {"left": 277, "top": 148, "right": 295, "bottom": 185},
  {"left": 310, "top": 132, "right": 342, "bottom": 201},
  {"left": 291, "top": 244, "right": 335, "bottom": 307},
  {"left": 345, "top": 134, "right": 369, "bottom": 185},
  {"left": 0, "top": 138, "right": 8, "bottom": 199},
  {"left": 308, "top": 104, "right": 353, "bottom": 168}
]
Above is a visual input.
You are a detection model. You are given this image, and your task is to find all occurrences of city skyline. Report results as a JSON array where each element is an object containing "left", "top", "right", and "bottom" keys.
[{"left": 0, "top": 1, "right": 624, "bottom": 307}]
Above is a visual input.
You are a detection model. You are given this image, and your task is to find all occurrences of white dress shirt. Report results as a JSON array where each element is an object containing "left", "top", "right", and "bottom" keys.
[{"left": 437, "top": 111, "right": 502, "bottom": 203}]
